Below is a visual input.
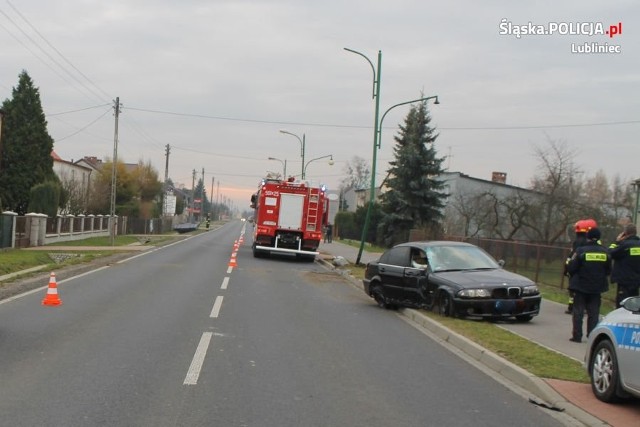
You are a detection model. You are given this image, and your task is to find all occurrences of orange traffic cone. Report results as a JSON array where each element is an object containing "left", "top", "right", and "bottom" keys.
[
  {"left": 42, "top": 272, "right": 62, "bottom": 306},
  {"left": 228, "top": 256, "right": 237, "bottom": 267}
]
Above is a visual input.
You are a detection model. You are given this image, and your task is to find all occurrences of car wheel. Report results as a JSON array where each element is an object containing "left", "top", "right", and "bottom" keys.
[
  {"left": 515, "top": 315, "right": 533, "bottom": 322},
  {"left": 371, "top": 284, "right": 390, "bottom": 309},
  {"left": 590, "top": 339, "right": 621, "bottom": 403},
  {"left": 437, "top": 291, "right": 455, "bottom": 317}
]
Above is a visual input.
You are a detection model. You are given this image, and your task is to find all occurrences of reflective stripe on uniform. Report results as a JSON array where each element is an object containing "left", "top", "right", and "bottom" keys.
[
  {"left": 630, "top": 247, "right": 640, "bottom": 256},
  {"left": 585, "top": 252, "right": 607, "bottom": 262}
]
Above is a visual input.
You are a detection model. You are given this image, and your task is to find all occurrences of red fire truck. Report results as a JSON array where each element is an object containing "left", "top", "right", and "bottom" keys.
[{"left": 250, "top": 178, "right": 328, "bottom": 260}]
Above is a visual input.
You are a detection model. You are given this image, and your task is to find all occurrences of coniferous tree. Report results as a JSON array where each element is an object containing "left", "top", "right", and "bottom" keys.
[
  {"left": 378, "top": 98, "right": 447, "bottom": 246},
  {"left": 0, "top": 71, "right": 57, "bottom": 214},
  {"left": 28, "top": 180, "right": 60, "bottom": 217}
]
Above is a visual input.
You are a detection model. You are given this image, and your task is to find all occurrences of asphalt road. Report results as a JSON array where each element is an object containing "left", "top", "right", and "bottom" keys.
[{"left": 0, "top": 221, "right": 569, "bottom": 426}]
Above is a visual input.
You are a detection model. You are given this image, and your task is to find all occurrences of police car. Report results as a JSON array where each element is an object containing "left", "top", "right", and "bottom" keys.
[{"left": 584, "top": 296, "right": 640, "bottom": 402}]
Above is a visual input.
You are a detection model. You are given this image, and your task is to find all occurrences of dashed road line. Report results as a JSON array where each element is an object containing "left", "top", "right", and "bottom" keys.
[
  {"left": 183, "top": 332, "right": 213, "bottom": 385},
  {"left": 210, "top": 296, "right": 224, "bottom": 318}
]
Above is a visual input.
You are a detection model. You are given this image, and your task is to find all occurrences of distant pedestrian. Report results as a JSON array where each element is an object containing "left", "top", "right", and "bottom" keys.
[
  {"left": 566, "top": 227, "right": 611, "bottom": 343},
  {"left": 608, "top": 223, "right": 640, "bottom": 308},
  {"left": 325, "top": 223, "right": 333, "bottom": 243},
  {"left": 564, "top": 219, "right": 597, "bottom": 314}
]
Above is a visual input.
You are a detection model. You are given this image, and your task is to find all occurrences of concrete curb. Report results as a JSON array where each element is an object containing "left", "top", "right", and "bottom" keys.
[
  {"left": 400, "top": 308, "right": 606, "bottom": 427},
  {"left": 317, "top": 256, "right": 606, "bottom": 427},
  {"left": 0, "top": 265, "right": 48, "bottom": 282}
]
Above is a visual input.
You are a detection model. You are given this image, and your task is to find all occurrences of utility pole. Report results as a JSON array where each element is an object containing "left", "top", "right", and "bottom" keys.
[
  {"left": 162, "top": 144, "right": 170, "bottom": 216},
  {"left": 214, "top": 176, "right": 216, "bottom": 219},
  {"left": 109, "top": 97, "right": 121, "bottom": 246},
  {"left": 201, "top": 167, "right": 205, "bottom": 221},
  {"left": 190, "top": 169, "right": 196, "bottom": 223},
  {"left": 164, "top": 144, "right": 171, "bottom": 185}
]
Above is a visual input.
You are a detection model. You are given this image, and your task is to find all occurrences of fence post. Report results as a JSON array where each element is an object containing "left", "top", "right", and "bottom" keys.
[
  {"left": 26, "top": 213, "right": 39, "bottom": 247},
  {"left": 37, "top": 214, "right": 47, "bottom": 246},
  {"left": 534, "top": 245, "right": 541, "bottom": 284},
  {"left": 560, "top": 247, "right": 570, "bottom": 290},
  {"left": 78, "top": 214, "right": 85, "bottom": 233}
]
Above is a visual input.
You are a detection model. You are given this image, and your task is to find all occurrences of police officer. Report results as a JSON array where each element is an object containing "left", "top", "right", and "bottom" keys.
[
  {"left": 608, "top": 223, "right": 640, "bottom": 307},
  {"left": 564, "top": 219, "right": 597, "bottom": 314},
  {"left": 566, "top": 227, "right": 611, "bottom": 343}
]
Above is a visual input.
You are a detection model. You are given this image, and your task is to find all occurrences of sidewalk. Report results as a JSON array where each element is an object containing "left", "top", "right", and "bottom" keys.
[{"left": 318, "top": 240, "right": 640, "bottom": 427}]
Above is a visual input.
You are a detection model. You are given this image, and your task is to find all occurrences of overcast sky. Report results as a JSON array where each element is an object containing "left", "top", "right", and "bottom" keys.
[{"left": 1, "top": 0, "right": 637, "bottom": 210}]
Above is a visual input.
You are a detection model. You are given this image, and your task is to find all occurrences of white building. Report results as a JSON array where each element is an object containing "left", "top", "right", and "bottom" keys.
[{"left": 51, "top": 151, "right": 94, "bottom": 214}]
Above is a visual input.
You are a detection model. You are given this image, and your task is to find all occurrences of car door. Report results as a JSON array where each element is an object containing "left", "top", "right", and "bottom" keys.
[
  {"left": 378, "top": 247, "right": 411, "bottom": 302},
  {"left": 403, "top": 249, "right": 429, "bottom": 305},
  {"left": 616, "top": 304, "right": 640, "bottom": 391}
]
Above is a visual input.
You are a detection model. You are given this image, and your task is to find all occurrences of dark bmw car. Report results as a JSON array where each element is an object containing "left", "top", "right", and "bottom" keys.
[{"left": 363, "top": 241, "right": 541, "bottom": 322}]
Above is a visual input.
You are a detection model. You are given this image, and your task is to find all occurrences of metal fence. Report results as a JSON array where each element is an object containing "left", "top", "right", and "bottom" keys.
[
  {"left": 14, "top": 216, "right": 29, "bottom": 248},
  {"left": 126, "top": 217, "right": 175, "bottom": 234}
]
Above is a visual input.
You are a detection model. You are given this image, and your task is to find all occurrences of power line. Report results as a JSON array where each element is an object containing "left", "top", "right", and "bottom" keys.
[
  {"left": 438, "top": 120, "right": 640, "bottom": 131},
  {"left": 126, "top": 105, "right": 640, "bottom": 132},
  {"left": 126, "top": 106, "right": 370, "bottom": 129},
  {"left": 53, "top": 107, "right": 112, "bottom": 142},
  {"left": 0, "top": 3, "right": 109, "bottom": 103},
  {"left": 7, "top": 0, "right": 112, "bottom": 101},
  {"left": 46, "top": 103, "right": 111, "bottom": 117}
]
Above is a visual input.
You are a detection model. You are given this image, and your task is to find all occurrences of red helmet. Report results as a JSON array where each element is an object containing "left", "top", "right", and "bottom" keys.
[{"left": 574, "top": 218, "right": 597, "bottom": 233}]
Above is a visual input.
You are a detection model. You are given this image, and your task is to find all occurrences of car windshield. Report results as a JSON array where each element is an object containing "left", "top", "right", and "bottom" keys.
[{"left": 425, "top": 245, "right": 500, "bottom": 272}]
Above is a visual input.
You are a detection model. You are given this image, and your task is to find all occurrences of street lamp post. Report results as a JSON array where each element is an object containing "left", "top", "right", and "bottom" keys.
[
  {"left": 268, "top": 157, "right": 287, "bottom": 178},
  {"left": 633, "top": 178, "right": 640, "bottom": 227},
  {"left": 345, "top": 48, "right": 381, "bottom": 264},
  {"left": 345, "top": 47, "right": 440, "bottom": 264},
  {"left": 279, "top": 130, "right": 306, "bottom": 179},
  {"left": 303, "top": 154, "right": 334, "bottom": 178}
]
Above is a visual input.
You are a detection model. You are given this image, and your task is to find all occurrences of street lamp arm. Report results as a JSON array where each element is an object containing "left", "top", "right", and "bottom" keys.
[
  {"left": 279, "top": 129, "right": 306, "bottom": 178},
  {"left": 344, "top": 47, "right": 377, "bottom": 99},
  {"left": 303, "top": 154, "right": 333, "bottom": 177},
  {"left": 268, "top": 157, "right": 287, "bottom": 178},
  {"left": 378, "top": 95, "right": 439, "bottom": 148},
  {"left": 279, "top": 129, "right": 303, "bottom": 146}
]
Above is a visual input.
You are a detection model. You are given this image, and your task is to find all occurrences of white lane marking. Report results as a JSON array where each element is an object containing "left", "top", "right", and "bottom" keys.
[
  {"left": 227, "top": 266, "right": 233, "bottom": 274},
  {"left": 221, "top": 277, "right": 229, "bottom": 290},
  {"left": 183, "top": 332, "right": 213, "bottom": 385},
  {"left": 210, "top": 296, "right": 224, "bottom": 318}
]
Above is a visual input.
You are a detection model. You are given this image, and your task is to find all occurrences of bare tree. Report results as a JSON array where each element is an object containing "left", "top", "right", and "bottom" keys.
[
  {"left": 446, "top": 190, "right": 499, "bottom": 238},
  {"left": 527, "top": 138, "right": 583, "bottom": 244},
  {"left": 340, "top": 156, "right": 371, "bottom": 191}
]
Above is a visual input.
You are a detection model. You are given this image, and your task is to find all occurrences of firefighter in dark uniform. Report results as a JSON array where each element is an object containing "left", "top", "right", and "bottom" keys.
[
  {"left": 608, "top": 223, "right": 640, "bottom": 308},
  {"left": 564, "top": 219, "right": 597, "bottom": 314},
  {"left": 566, "top": 227, "right": 611, "bottom": 343}
]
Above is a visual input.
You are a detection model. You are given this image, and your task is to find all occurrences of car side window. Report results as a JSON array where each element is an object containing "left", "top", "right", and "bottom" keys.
[
  {"left": 411, "top": 249, "right": 428, "bottom": 269},
  {"left": 380, "top": 247, "right": 411, "bottom": 267}
]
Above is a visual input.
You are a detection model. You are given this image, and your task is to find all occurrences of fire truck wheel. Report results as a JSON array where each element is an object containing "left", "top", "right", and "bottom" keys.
[{"left": 252, "top": 245, "right": 267, "bottom": 258}]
